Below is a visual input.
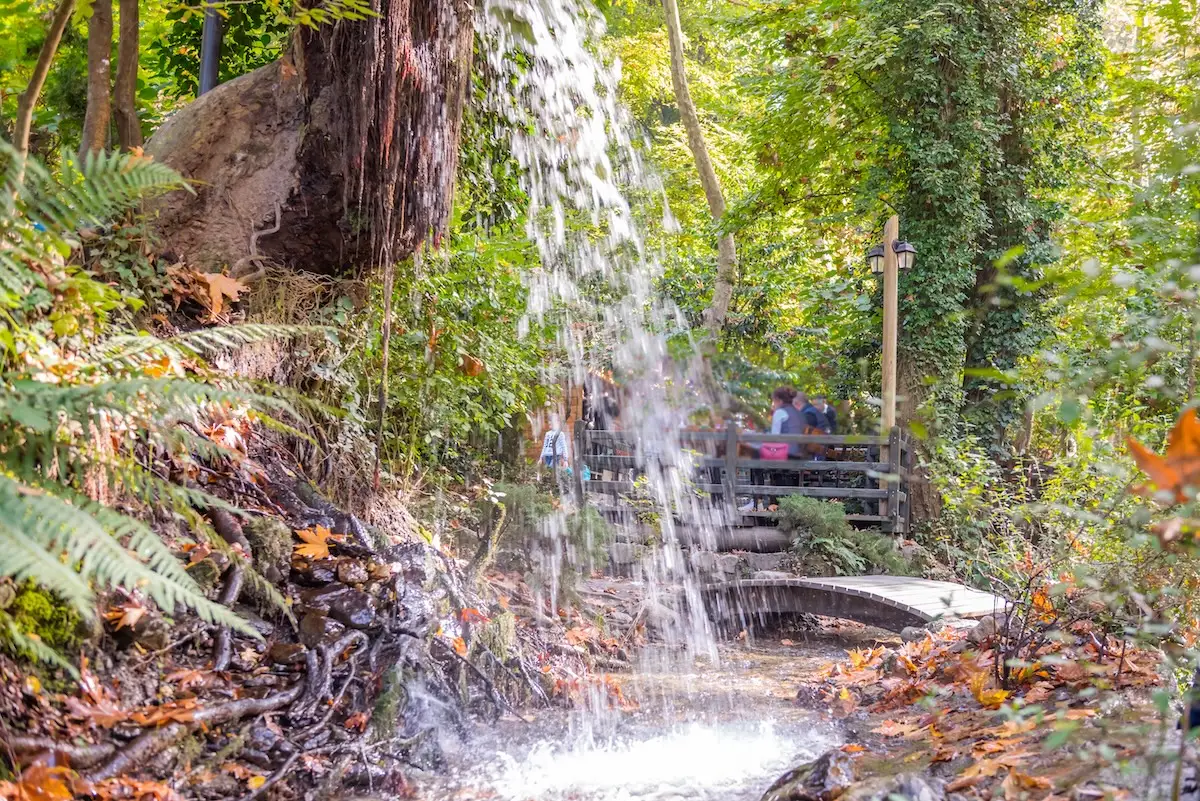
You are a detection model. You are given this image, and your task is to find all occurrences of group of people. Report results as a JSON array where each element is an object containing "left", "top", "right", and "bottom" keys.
[{"left": 763, "top": 386, "right": 838, "bottom": 457}]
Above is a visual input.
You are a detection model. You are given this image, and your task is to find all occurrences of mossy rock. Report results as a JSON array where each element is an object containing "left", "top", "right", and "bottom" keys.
[
  {"left": 477, "top": 610, "right": 517, "bottom": 659},
  {"left": 0, "top": 584, "right": 90, "bottom": 662},
  {"left": 243, "top": 516, "right": 293, "bottom": 583}
]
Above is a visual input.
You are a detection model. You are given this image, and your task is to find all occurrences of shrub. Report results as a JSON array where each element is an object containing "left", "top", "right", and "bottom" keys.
[{"left": 777, "top": 495, "right": 914, "bottom": 577}]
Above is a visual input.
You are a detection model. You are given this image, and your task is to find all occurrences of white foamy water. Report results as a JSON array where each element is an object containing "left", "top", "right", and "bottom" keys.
[{"left": 485, "top": 722, "right": 830, "bottom": 801}]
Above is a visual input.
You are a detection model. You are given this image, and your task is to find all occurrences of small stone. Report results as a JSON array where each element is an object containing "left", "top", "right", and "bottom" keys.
[
  {"left": 299, "top": 583, "right": 355, "bottom": 613},
  {"left": 329, "top": 589, "right": 377, "bottom": 629},
  {"left": 900, "top": 626, "right": 925, "bottom": 643},
  {"left": 967, "top": 613, "right": 1005, "bottom": 645},
  {"left": 248, "top": 725, "right": 280, "bottom": 752},
  {"left": 295, "top": 560, "right": 338, "bottom": 586},
  {"left": 241, "top": 748, "right": 272, "bottom": 769},
  {"left": 607, "top": 610, "right": 634, "bottom": 627},
  {"left": 267, "top": 643, "right": 307, "bottom": 665},
  {"left": 337, "top": 560, "right": 370, "bottom": 585},
  {"left": 192, "top": 774, "right": 242, "bottom": 800}
]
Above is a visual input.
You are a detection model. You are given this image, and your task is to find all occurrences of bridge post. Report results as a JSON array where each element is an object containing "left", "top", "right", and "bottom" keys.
[
  {"left": 572, "top": 419, "right": 585, "bottom": 507},
  {"left": 885, "top": 426, "right": 901, "bottom": 533},
  {"left": 723, "top": 422, "right": 739, "bottom": 514}
]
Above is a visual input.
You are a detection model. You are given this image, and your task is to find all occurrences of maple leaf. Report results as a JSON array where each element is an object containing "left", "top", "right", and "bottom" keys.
[
  {"left": 1127, "top": 409, "right": 1200, "bottom": 503},
  {"left": 294, "top": 526, "right": 334, "bottom": 559},
  {"left": 130, "top": 699, "right": 199, "bottom": 727},
  {"left": 195, "top": 271, "right": 249, "bottom": 318}
]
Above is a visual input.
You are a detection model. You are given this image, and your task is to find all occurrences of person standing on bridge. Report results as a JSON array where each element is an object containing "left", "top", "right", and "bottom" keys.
[{"left": 814, "top": 394, "right": 837, "bottom": 435}]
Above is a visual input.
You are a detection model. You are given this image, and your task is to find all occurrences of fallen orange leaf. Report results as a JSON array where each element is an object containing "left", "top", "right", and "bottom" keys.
[{"left": 294, "top": 526, "right": 334, "bottom": 560}]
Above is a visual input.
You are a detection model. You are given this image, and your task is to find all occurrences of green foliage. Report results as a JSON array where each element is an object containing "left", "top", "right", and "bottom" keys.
[
  {"left": 778, "top": 495, "right": 912, "bottom": 576},
  {"left": 0, "top": 144, "right": 310, "bottom": 665}
]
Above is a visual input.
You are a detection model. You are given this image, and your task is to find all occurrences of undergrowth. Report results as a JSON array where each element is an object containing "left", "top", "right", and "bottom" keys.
[{"left": 777, "top": 495, "right": 914, "bottom": 577}]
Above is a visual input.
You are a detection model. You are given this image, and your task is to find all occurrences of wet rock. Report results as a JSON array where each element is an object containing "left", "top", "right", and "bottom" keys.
[
  {"left": 299, "top": 611, "right": 330, "bottom": 648},
  {"left": 689, "top": 550, "right": 718, "bottom": 575},
  {"left": 267, "top": 642, "right": 307, "bottom": 665},
  {"left": 760, "top": 749, "right": 856, "bottom": 801},
  {"left": 640, "top": 600, "right": 680, "bottom": 636},
  {"left": 754, "top": 570, "right": 792, "bottom": 580},
  {"left": 900, "top": 626, "right": 926, "bottom": 643},
  {"left": 337, "top": 559, "right": 370, "bottom": 585},
  {"left": 295, "top": 560, "right": 338, "bottom": 586},
  {"left": 608, "top": 543, "right": 642, "bottom": 566},
  {"left": 329, "top": 589, "right": 377, "bottom": 629},
  {"left": 715, "top": 554, "right": 741, "bottom": 578},
  {"left": 745, "top": 552, "right": 785, "bottom": 572},
  {"left": 299, "top": 583, "right": 355, "bottom": 613},
  {"left": 841, "top": 774, "right": 944, "bottom": 801}
]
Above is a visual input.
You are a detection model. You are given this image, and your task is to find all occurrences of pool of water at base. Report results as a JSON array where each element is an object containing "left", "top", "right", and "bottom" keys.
[{"left": 413, "top": 644, "right": 845, "bottom": 801}]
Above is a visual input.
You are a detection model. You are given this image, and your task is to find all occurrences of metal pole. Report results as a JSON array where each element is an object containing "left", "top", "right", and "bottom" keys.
[
  {"left": 199, "top": 3, "right": 223, "bottom": 95},
  {"left": 880, "top": 214, "right": 900, "bottom": 520}
]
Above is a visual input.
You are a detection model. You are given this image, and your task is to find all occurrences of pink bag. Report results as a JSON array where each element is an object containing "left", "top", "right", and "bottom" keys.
[{"left": 760, "top": 442, "right": 789, "bottom": 461}]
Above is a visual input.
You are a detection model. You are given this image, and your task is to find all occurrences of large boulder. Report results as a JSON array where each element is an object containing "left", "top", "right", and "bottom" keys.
[
  {"left": 760, "top": 750, "right": 856, "bottom": 801},
  {"left": 146, "top": 0, "right": 473, "bottom": 274}
]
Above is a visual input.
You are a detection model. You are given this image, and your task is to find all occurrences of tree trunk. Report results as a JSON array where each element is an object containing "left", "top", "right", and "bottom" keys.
[
  {"left": 660, "top": 0, "right": 736, "bottom": 341},
  {"left": 79, "top": 0, "right": 113, "bottom": 159},
  {"left": 146, "top": 0, "right": 474, "bottom": 274},
  {"left": 12, "top": 0, "right": 77, "bottom": 159},
  {"left": 113, "top": 0, "right": 141, "bottom": 151}
]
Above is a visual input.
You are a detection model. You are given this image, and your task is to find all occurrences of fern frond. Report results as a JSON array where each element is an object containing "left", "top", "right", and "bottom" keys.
[
  {"left": 99, "top": 324, "right": 325, "bottom": 369},
  {"left": 0, "top": 518, "right": 94, "bottom": 615},
  {"left": 1, "top": 617, "right": 78, "bottom": 675}
]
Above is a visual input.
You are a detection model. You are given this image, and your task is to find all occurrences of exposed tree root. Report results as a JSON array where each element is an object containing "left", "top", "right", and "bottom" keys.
[
  {"left": 85, "top": 684, "right": 305, "bottom": 782},
  {"left": 6, "top": 736, "right": 116, "bottom": 769},
  {"left": 211, "top": 564, "right": 244, "bottom": 671}
]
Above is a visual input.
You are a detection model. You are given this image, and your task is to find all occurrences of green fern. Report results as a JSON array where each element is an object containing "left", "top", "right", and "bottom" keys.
[{"left": 0, "top": 140, "right": 319, "bottom": 666}]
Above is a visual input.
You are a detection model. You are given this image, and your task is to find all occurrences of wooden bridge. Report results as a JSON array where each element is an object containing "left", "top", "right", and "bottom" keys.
[
  {"left": 571, "top": 422, "right": 913, "bottom": 534},
  {"left": 700, "top": 576, "right": 1006, "bottom": 633}
]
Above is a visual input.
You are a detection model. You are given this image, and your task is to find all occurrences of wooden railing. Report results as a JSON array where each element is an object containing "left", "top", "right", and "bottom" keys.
[{"left": 571, "top": 422, "right": 912, "bottom": 534}]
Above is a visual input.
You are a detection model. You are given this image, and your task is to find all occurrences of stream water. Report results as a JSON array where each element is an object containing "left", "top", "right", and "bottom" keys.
[
  {"left": 420, "top": 0, "right": 839, "bottom": 796},
  {"left": 418, "top": 644, "right": 843, "bottom": 801}
]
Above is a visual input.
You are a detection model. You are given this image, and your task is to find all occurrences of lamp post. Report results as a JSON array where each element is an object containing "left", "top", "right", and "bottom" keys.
[
  {"left": 867, "top": 215, "right": 915, "bottom": 432},
  {"left": 868, "top": 217, "right": 915, "bottom": 525}
]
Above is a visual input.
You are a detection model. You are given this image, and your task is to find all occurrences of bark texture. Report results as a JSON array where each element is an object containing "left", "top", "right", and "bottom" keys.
[
  {"left": 13, "top": 0, "right": 76, "bottom": 158},
  {"left": 79, "top": 0, "right": 113, "bottom": 159},
  {"left": 145, "top": 0, "right": 474, "bottom": 274},
  {"left": 660, "top": 0, "right": 736, "bottom": 339},
  {"left": 113, "top": 0, "right": 141, "bottom": 151}
]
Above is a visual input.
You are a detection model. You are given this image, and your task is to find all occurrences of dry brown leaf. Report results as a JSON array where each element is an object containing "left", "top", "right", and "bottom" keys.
[
  {"left": 1002, "top": 768, "right": 1053, "bottom": 800},
  {"left": 195, "top": 272, "right": 249, "bottom": 318}
]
